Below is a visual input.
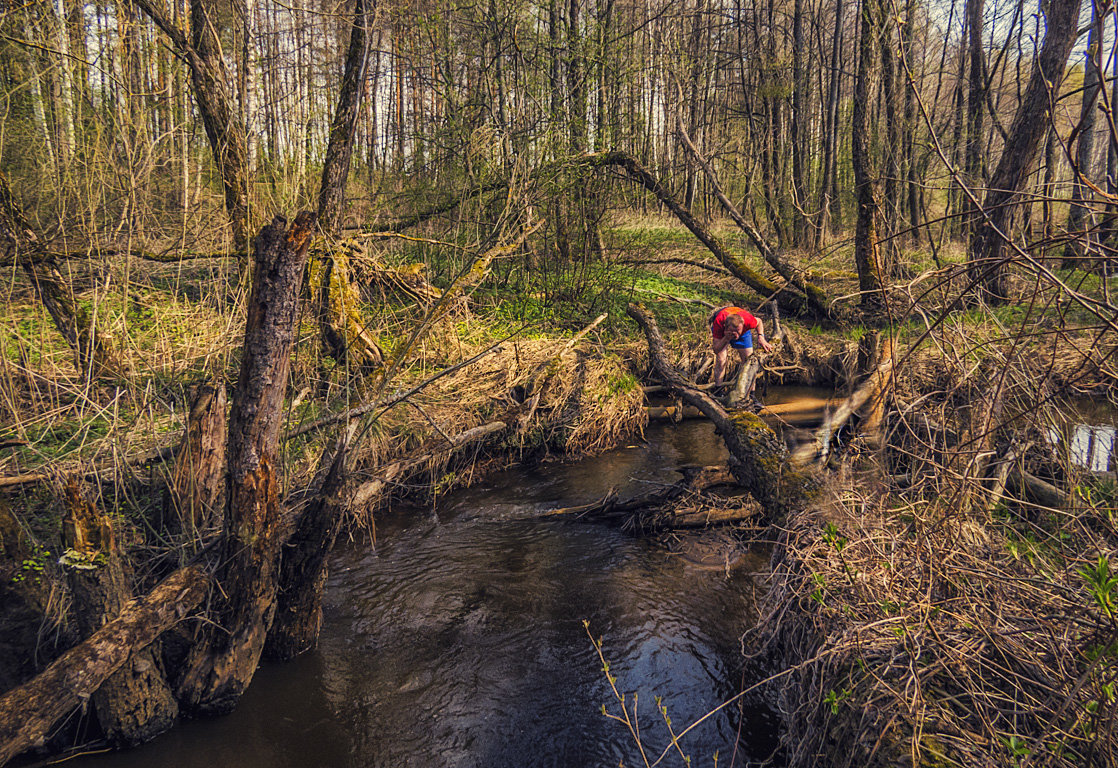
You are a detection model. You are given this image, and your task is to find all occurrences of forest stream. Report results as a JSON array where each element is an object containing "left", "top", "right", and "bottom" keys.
[
  {"left": 21, "top": 386, "right": 1118, "bottom": 768},
  {"left": 58, "top": 416, "right": 796, "bottom": 768}
]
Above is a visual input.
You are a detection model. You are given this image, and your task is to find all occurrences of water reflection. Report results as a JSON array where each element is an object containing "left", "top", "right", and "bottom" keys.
[{"left": 1048, "top": 399, "right": 1118, "bottom": 474}]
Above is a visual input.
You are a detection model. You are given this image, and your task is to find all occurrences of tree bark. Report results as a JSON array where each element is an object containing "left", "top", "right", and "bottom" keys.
[
  {"left": 263, "top": 436, "right": 349, "bottom": 661},
  {"left": 317, "top": 0, "right": 373, "bottom": 233},
  {"left": 964, "top": 0, "right": 986, "bottom": 202},
  {"left": 167, "top": 380, "right": 227, "bottom": 536},
  {"left": 851, "top": 0, "right": 887, "bottom": 310},
  {"left": 1063, "top": 0, "right": 1102, "bottom": 267},
  {"left": 968, "top": 0, "right": 1081, "bottom": 303},
  {"left": 790, "top": 0, "right": 807, "bottom": 244},
  {"left": 175, "top": 212, "right": 316, "bottom": 715},
  {"left": 818, "top": 0, "right": 845, "bottom": 240},
  {"left": 878, "top": 4, "right": 900, "bottom": 271}
]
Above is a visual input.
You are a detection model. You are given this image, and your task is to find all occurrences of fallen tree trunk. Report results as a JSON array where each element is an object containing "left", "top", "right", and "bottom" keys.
[
  {"left": 0, "top": 565, "right": 209, "bottom": 767},
  {"left": 582, "top": 152, "right": 813, "bottom": 317},
  {"left": 349, "top": 421, "right": 507, "bottom": 509},
  {"left": 627, "top": 303, "right": 820, "bottom": 524},
  {"left": 648, "top": 398, "right": 840, "bottom": 427},
  {"left": 1008, "top": 467, "right": 1066, "bottom": 510}
]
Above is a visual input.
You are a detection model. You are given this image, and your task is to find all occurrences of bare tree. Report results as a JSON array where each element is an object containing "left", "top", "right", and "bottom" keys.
[
  {"left": 968, "top": 0, "right": 1083, "bottom": 303},
  {"left": 133, "top": 0, "right": 253, "bottom": 257}
]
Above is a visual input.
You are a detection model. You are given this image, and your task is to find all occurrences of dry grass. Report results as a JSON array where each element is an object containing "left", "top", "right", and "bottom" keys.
[
  {"left": 0, "top": 252, "right": 651, "bottom": 536},
  {"left": 747, "top": 327, "right": 1118, "bottom": 768}
]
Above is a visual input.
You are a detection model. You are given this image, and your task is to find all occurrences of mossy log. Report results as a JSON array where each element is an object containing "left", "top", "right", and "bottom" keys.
[
  {"left": 60, "top": 480, "right": 178, "bottom": 746},
  {"left": 627, "top": 303, "right": 820, "bottom": 524},
  {"left": 0, "top": 564, "right": 208, "bottom": 767}
]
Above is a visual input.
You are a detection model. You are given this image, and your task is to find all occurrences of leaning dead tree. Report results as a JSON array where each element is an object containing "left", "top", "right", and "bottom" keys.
[
  {"left": 132, "top": 0, "right": 252, "bottom": 257},
  {"left": 309, "top": 0, "right": 384, "bottom": 370},
  {"left": 626, "top": 303, "right": 820, "bottom": 523},
  {"left": 582, "top": 152, "right": 819, "bottom": 319},
  {"left": 674, "top": 110, "right": 835, "bottom": 321},
  {"left": 0, "top": 170, "right": 121, "bottom": 379}
]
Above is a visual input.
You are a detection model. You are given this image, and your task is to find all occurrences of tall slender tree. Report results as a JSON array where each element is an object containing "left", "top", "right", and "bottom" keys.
[{"left": 969, "top": 0, "right": 1084, "bottom": 302}]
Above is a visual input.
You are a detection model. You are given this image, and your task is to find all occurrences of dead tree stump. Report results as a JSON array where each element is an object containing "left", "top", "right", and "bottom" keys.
[
  {"left": 60, "top": 480, "right": 178, "bottom": 746},
  {"left": 166, "top": 379, "right": 227, "bottom": 537},
  {"left": 175, "top": 212, "right": 316, "bottom": 715}
]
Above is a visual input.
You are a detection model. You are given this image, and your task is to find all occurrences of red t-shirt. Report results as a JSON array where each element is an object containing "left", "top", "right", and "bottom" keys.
[{"left": 710, "top": 306, "right": 758, "bottom": 340}]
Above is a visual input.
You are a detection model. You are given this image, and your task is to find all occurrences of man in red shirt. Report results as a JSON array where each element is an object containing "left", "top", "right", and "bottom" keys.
[{"left": 709, "top": 305, "right": 773, "bottom": 388}]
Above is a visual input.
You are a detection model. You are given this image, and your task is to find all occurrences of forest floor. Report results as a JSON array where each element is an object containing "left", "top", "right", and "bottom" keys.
[{"left": 2, "top": 213, "right": 1118, "bottom": 766}]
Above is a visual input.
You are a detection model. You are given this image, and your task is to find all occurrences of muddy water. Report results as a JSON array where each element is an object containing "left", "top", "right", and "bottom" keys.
[{"left": 69, "top": 420, "right": 784, "bottom": 768}]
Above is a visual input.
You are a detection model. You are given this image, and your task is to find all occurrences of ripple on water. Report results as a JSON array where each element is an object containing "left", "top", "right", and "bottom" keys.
[{"left": 63, "top": 420, "right": 782, "bottom": 768}]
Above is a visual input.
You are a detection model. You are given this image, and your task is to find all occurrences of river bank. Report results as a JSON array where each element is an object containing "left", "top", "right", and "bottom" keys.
[{"left": 3, "top": 225, "right": 1118, "bottom": 766}]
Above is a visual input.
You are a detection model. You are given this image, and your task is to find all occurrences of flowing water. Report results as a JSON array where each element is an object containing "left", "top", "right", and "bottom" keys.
[{"left": 65, "top": 420, "right": 785, "bottom": 768}]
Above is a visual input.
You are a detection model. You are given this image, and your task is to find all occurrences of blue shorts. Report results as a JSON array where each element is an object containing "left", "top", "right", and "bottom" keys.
[{"left": 730, "top": 331, "right": 753, "bottom": 350}]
